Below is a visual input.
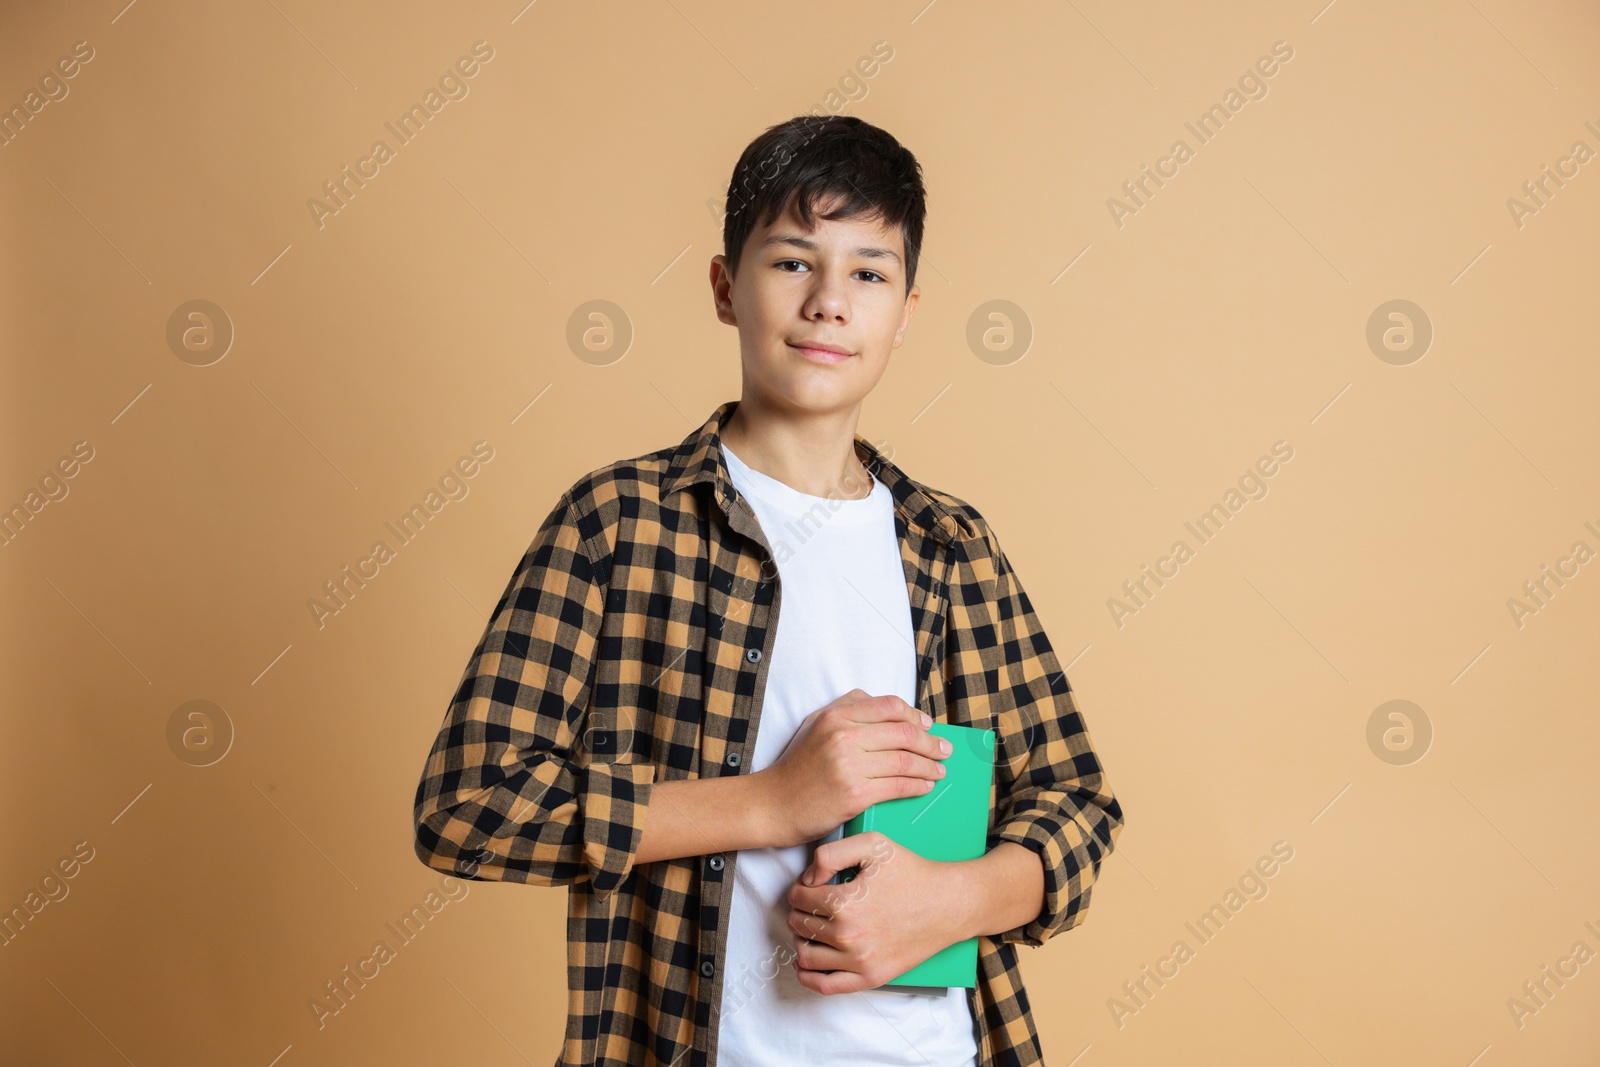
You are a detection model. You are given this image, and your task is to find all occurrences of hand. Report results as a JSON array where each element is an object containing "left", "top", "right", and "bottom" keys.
[
  {"left": 785, "top": 830, "right": 970, "bottom": 994},
  {"left": 760, "top": 689, "right": 952, "bottom": 847}
]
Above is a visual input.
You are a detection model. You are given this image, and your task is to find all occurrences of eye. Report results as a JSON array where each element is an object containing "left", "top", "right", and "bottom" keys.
[
  {"left": 775, "top": 259, "right": 808, "bottom": 272},
  {"left": 856, "top": 270, "right": 887, "bottom": 283}
]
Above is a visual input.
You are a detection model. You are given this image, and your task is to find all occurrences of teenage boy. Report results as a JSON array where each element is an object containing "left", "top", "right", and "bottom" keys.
[{"left": 413, "top": 114, "right": 1124, "bottom": 1067}]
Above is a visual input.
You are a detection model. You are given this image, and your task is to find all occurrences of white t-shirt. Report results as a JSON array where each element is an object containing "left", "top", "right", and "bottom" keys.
[{"left": 714, "top": 441, "right": 980, "bottom": 1067}]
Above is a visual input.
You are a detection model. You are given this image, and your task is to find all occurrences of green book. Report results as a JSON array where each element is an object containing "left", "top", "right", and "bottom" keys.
[{"left": 826, "top": 722, "right": 995, "bottom": 989}]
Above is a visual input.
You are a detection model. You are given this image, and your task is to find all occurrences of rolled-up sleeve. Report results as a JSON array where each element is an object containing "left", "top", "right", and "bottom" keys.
[
  {"left": 412, "top": 490, "right": 655, "bottom": 902},
  {"left": 976, "top": 524, "right": 1124, "bottom": 948}
]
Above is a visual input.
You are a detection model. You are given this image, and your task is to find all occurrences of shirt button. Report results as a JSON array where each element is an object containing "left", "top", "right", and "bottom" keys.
[
  {"left": 745, "top": 648, "right": 762, "bottom": 664},
  {"left": 700, "top": 960, "right": 715, "bottom": 978},
  {"left": 708, "top": 855, "right": 724, "bottom": 871},
  {"left": 726, "top": 751, "right": 741, "bottom": 768}
]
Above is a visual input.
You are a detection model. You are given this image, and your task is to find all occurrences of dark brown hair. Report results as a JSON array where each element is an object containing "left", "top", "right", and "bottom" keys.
[{"left": 721, "top": 115, "right": 926, "bottom": 293}]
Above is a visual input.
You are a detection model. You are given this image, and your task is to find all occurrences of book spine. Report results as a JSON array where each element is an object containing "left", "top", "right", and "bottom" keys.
[
  {"left": 844, "top": 808, "right": 872, "bottom": 837},
  {"left": 838, "top": 808, "right": 874, "bottom": 882}
]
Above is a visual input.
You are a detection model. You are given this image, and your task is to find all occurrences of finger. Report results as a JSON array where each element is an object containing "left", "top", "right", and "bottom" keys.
[
  {"left": 799, "top": 690, "right": 870, "bottom": 731},
  {"left": 840, "top": 695, "right": 930, "bottom": 728},
  {"left": 795, "top": 956, "right": 872, "bottom": 996},
  {"left": 862, "top": 750, "right": 946, "bottom": 789},
  {"left": 792, "top": 933, "right": 850, "bottom": 972},
  {"left": 790, "top": 866, "right": 867, "bottom": 916},
  {"left": 796, "top": 831, "right": 882, "bottom": 890},
  {"left": 857, "top": 722, "right": 951, "bottom": 762},
  {"left": 787, "top": 906, "right": 834, "bottom": 944}
]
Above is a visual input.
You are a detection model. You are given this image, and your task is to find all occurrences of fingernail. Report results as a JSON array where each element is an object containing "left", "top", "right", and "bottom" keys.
[
  {"left": 921, "top": 712, "right": 932, "bottom": 727},
  {"left": 939, "top": 739, "right": 952, "bottom": 755}
]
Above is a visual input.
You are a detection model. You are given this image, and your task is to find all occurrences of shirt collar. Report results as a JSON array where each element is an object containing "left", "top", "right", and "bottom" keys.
[{"left": 660, "top": 400, "right": 978, "bottom": 546}]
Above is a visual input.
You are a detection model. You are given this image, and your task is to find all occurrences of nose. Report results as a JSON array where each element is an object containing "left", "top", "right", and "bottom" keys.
[{"left": 801, "top": 267, "right": 850, "bottom": 324}]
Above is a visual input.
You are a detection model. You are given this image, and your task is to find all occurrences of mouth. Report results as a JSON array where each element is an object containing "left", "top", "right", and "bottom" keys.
[{"left": 788, "top": 341, "right": 854, "bottom": 364}]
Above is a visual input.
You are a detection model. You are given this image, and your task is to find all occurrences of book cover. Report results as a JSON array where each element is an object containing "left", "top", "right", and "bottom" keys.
[{"left": 825, "top": 722, "right": 995, "bottom": 988}]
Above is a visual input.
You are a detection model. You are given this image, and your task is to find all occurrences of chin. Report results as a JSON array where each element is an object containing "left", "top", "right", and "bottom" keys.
[{"left": 767, "top": 383, "right": 870, "bottom": 415}]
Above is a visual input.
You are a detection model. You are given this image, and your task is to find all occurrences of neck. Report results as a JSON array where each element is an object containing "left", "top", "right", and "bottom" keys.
[{"left": 720, "top": 396, "right": 874, "bottom": 500}]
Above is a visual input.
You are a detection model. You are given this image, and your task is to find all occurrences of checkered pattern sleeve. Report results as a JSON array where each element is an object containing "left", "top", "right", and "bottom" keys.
[
  {"left": 977, "top": 522, "right": 1125, "bottom": 948},
  {"left": 412, "top": 489, "right": 656, "bottom": 901}
]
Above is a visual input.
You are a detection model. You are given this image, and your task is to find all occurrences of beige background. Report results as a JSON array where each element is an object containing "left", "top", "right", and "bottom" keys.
[{"left": 4, "top": 0, "right": 1598, "bottom": 1063}]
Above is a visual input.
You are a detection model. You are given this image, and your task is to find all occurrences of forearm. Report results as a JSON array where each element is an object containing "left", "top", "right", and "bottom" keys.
[
  {"left": 950, "top": 841, "right": 1046, "bottom": 941},
  {"left": 634, "top": 770, "right": 793, "bottom": 865}
]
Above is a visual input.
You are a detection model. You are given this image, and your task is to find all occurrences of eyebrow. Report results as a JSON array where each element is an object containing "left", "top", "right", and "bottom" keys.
[{"left": 759, "top": 233, "right": 903, "bottom": 267}]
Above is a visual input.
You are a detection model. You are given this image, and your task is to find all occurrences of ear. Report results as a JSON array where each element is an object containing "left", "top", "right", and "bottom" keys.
[
  {"left": 710, "top": 254, "right": 738, "bottom": 327},
  {"left": 891, "top": 284, "right": 920, "bottom": 349}
]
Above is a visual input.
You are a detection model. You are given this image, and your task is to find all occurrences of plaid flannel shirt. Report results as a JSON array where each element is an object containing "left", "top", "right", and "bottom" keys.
[{"left": 413, "top": 399, "right": 1124, "bottom": 1066}]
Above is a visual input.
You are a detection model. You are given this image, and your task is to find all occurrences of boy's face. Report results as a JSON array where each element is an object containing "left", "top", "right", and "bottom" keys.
[{"left": 711, "top": 194, "right": 919, "bottom": 417}]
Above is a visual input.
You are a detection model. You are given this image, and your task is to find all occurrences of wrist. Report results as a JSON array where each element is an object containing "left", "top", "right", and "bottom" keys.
[
  {"left": 946, "top": 856, "right": 990, "bottom": 943},
  {"left": 952, "top": 842, "right": 1045, "bottom": 942},
  {"left": 742, "top": 769, "right": 799, "bottom": 850}
]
